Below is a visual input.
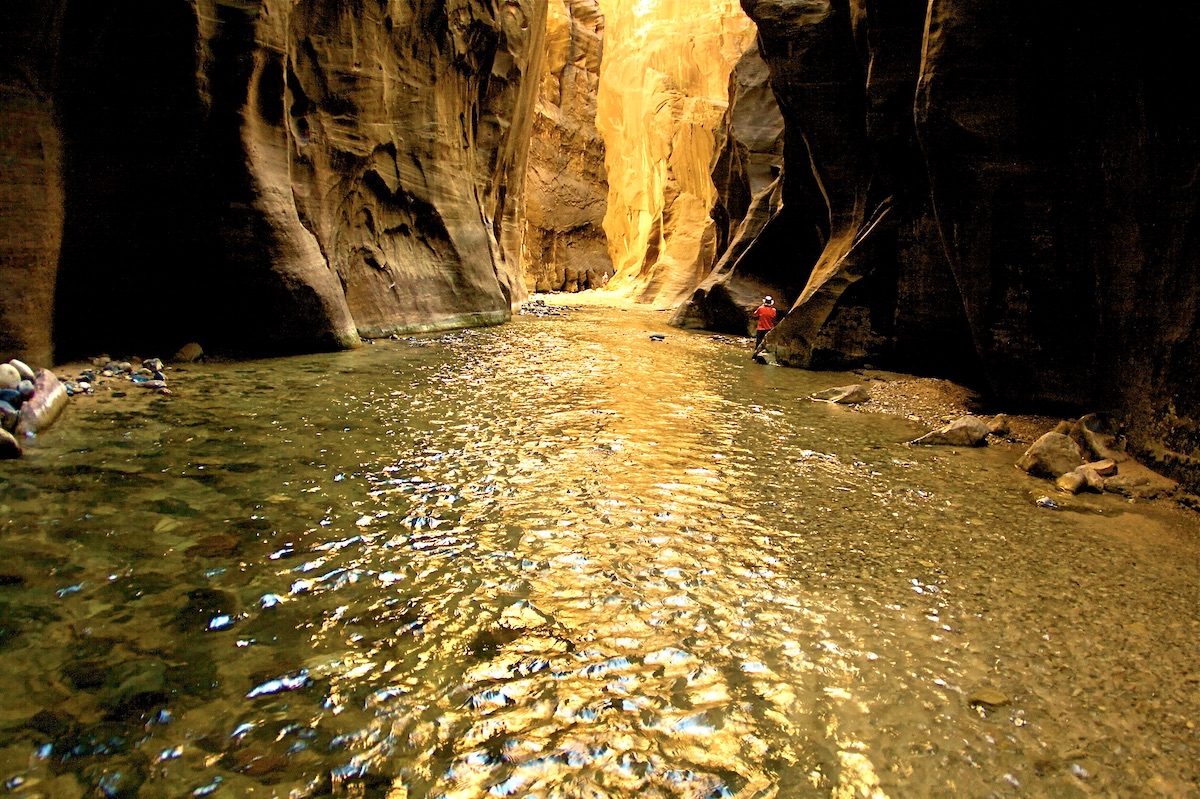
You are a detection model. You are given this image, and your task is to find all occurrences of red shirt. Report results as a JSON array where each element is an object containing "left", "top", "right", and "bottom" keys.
[{"left": 753, "top": 305, "right": 777, "bottom": 331}]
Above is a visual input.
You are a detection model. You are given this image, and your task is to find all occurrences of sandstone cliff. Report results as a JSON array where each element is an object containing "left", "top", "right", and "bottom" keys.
[
  {"left": 667, "top": 40, "right": 787, "bottom": 334},
  {"left": 1, "top": 0, "right": 544, "bottom": 362},
  {"left": 523, "top": 0, "right": 610, "bottom": 294},
  {"left": 595, "top": 0, "right": 756, "bottom": 309},
  {"left": 678, "top": 0, "right": 1198, "bottom": 487}
]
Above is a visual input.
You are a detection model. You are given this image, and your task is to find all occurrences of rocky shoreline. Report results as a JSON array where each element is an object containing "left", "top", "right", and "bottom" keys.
[
  {"left": 0, "top": 346, "right": 200, "bottom": 459},
  {"left": 821, "top": 372, "right": 1199, "bottom": 515}
]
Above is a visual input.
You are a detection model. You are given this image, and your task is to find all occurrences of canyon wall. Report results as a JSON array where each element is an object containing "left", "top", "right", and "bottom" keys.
[
  {"left": 522, "top": 0, "right": 610, "bottom": 294},
  {"left": 0, "top": 3, "right": 66, "bottom": 369},
  {"left": 667, "top": 40, "right": 788, "bottom": 334},
  {"left": 595, "top": 0, "right": 757, "bottom": 309},
  {"left": 679, "top": 0, "right": 1197, "bottom": 484},
  {"left": 0, "top": 0, "right": 544, "bottom": 363}
]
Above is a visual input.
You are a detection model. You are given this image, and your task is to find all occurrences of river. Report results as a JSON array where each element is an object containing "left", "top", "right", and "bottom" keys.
[{"left": 0, "top": 305, "right": 1197, "bottom": 798}]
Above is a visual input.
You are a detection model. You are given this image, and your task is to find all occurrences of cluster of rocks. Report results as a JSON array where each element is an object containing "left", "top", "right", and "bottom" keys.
[
  {"left": 0, "top": 358, "right": 70, "bottom": 458},
  {"left": 808, "top": 383, "right": 1011, "bottom": 446},
  {"left": 60, "top": 355, "right": 172, "bottom": 398},
  {"left": 0, "top": 353, "right": 182, "bottom": 460},
  {"left": 519, "top": 298, "right": 573, "bottom": 317},
  {"left": 1014, "top": 414, "right": 1180, "bottom": 500},
  {"left": 812, "top": 383, "right": 1186, "bottom": 505}
]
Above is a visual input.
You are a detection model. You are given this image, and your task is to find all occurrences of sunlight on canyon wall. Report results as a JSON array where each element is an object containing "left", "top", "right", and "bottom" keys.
[{"left": 594, "top": 0, "right": 756, "bottom": 308}]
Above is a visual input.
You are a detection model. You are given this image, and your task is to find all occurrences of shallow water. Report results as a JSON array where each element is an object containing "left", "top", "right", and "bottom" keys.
[{"left": 0, "top": 306, "right": 1197, "bottom": 799}]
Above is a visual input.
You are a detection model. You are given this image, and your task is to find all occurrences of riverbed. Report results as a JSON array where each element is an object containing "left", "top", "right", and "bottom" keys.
[{"left": 1, "top": 305, "right": 1197, "bottom": 798}]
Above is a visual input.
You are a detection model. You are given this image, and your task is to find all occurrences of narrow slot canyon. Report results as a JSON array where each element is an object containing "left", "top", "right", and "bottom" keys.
[{"left": 0, "top": 4, "right": 1198, "bottom": 797}]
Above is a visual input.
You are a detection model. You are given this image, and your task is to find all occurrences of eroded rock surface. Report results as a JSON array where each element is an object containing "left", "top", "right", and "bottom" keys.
[
  {"left": 668, "top": 41, "right": 788, "bottom": 335},
  {"left": 523, "top": 0, "right": 611, "bottom": 293},
  {"left": 731, "top": 0, "right": 1200, "bottom": 489},
  {"left": 2, "top": 0, "right": 545, "bottom": 363},
  {"left": 596, "top": 0, "right": 756, "bottom": 309}
]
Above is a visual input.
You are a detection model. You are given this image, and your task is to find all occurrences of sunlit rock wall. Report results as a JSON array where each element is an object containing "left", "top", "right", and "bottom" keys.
[
  {"left": 736, "top": 0, "right": 1200, "bottom": 486},
  {"left": 1, "top": 0, "right": 544, "bottom": 363},
  {"left": 595, "top": 0, "right": 756, "bottom": 309},
  {"left": 522, "top": 0, "right": 610, "bottom": 294}
]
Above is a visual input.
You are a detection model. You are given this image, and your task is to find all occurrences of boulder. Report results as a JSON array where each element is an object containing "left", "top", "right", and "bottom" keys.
[
  {"left": 810, "top": 384, "right": 871, "bottom": 404},
  {"left": 987, "top": 414, "right": 1011, "bottom": 437},
  {"left": 909, "top": 415, "right": 990, "bottom": 447},
  {"left": 1071, "top": 414, "right": 1129, "bottom": 463},
  {"left": 171, "top": 342, "right": 204, "bottom": 363},
  {"left": 1016, "top": 432, "right": 1085, "bottom": 478}
]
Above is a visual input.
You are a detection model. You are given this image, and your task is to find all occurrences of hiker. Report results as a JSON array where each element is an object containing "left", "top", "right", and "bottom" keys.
[{"left": 752, "top": 295, "right": 777, "bottom": 355}]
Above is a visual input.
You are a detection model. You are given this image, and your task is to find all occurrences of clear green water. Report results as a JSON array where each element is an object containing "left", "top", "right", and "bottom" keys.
[{"left": 0, "top": 306, "right": 1197, "bottom": 798}]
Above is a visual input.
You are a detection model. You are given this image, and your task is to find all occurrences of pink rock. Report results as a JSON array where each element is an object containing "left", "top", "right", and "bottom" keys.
[{"left": 14, "top": 369, "right": 69, "bottom": 438}]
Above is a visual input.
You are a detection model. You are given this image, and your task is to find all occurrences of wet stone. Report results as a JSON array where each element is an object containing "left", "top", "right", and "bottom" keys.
[
  {"left": 152, "top": 497, "right": 198, "bottom": 517},
  {"left": 61, "top": 660, "right": 109, "bottom": 692},
  {"left": 968, "top": 687, "right": 1010, "bottom": 709},
  {"left": 232, "top": 748, "right": 290, "bottom": 777},
  {"left": 82, "top": 756, "right": 147, "bottom": 799},
  {"left": 25, "top": 709, "right": 76, "bottom": 739},
  {"left": 173, "top": 588, "right": 238, "bottom": 633},
  {"left": 166, "top": 650, "right": 219, "bottom": 698},
  {"left": 101, "top": 572, "right": 175, "bottom": 604},
  {"left": 1017, "top": 432, "right": 1085, "bottom": 478},
  {"left": 810, "top": 384, "right": 871, "bottom": 404},
  {"left": 99, "top": 660, "right": 170, "bottom": 721},
  {"left": 184, "top": 534, "right": 242, "bottom": 558}
]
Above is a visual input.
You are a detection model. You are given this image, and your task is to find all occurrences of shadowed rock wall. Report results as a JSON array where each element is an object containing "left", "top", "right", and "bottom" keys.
[
  {"left": 1, "top": 0, "right": 544, "bottom": 363},
  {"left": 0, "top": 3, "right": 67, "bottom": 369},
  {"left": 667, "top": 41, "right": 792, "bottom": 335},
  {"left": 523, "top": 0, "right": 610, "bottom": 293},
  {"left": 718, "top": 0, "right": 1199, "bottom": 482}
]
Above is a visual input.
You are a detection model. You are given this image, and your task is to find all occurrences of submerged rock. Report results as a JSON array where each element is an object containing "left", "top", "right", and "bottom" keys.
[
  {"left": 968, "top": 687, "right": 1010, "bottom": 709},
  {"left": 810, "top": 384, "right": 871, "bottom": 404}
]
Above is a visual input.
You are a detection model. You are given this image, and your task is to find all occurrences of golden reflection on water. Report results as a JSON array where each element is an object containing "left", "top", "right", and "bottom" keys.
[{"left": 0, "top": 307, "right": 1197, "bottom": 799}]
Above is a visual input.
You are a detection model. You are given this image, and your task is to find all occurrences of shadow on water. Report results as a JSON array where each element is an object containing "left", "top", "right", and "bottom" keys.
[{"left": 0, "top": 307, "right": 1197, "bottom": 798}]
